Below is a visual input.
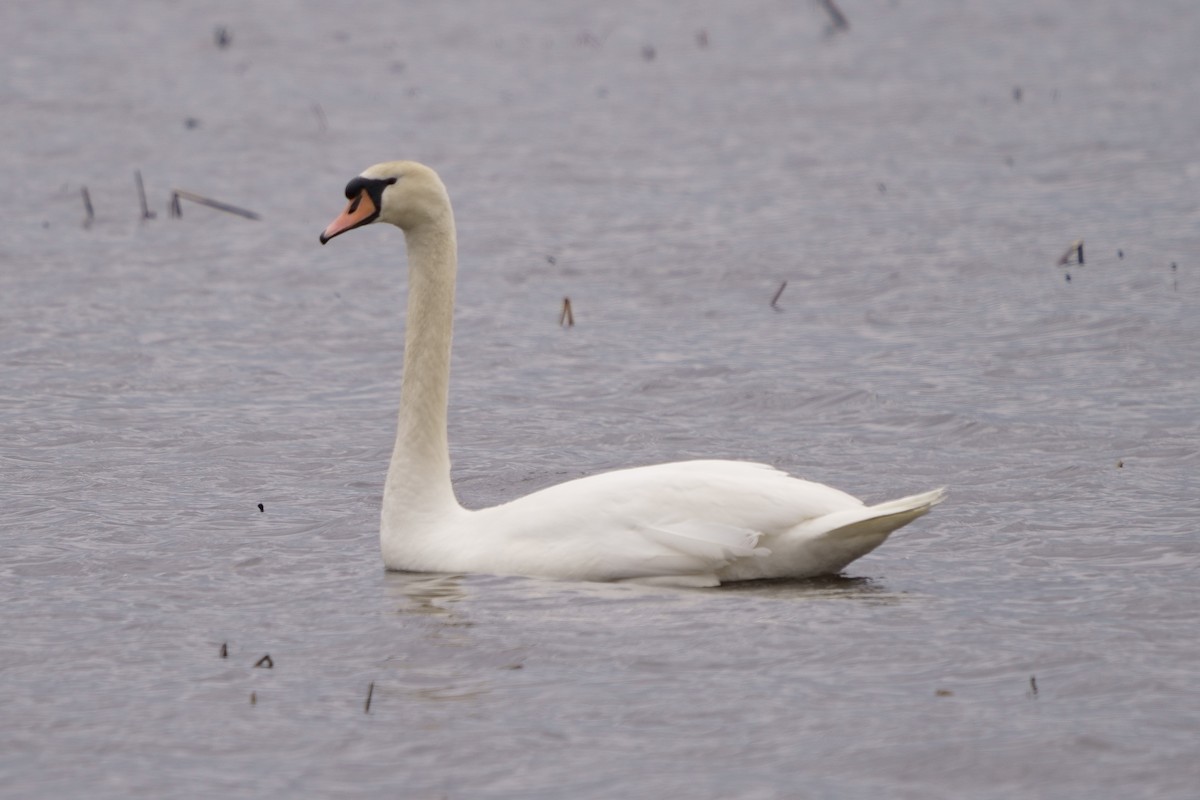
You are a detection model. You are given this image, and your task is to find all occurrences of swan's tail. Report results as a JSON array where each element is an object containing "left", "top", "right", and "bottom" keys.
[{"left": 785, "top": 487, "right": 947, "bottom": 576}]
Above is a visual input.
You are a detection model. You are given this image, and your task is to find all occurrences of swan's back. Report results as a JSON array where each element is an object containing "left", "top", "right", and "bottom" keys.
[{"left": 384, "top": 460, "right": 943, "bottom": 587}]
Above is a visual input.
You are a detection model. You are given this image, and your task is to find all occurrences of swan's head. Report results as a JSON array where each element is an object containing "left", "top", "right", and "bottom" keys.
[{"left": 319, "top": 161, "right": 450, "bottom": 244}]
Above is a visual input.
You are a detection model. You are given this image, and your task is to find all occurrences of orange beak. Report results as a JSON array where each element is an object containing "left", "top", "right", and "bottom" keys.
[{"left": 319, "top": 190, "right": 378, "bottom": 244}]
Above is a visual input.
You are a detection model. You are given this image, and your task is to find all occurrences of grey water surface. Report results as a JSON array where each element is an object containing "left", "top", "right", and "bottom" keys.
[{"left": 2, "top": 1, "right": 1199, "bottom": 798}]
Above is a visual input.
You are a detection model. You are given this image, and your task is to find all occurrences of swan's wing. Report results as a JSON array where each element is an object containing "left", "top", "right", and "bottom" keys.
[{"left": 467, "top": 460, "right": 865, "bottom": 583}]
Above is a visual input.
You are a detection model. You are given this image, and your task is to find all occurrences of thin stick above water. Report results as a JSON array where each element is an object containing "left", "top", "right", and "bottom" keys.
[
  {"left": 81, "top": 187, "right": 95, "bottom": 228},
  {"left": 170, "top": 189, "right": 260, "bottom": 220},
  {"left": 770, "top": 280, "right": 788, "bottom": 310},
  {"left": 1057, "top": 239, "right": 1084, "bottom": 266},
  {"left": 135, "top": 171, "right": 156, "bottom": 220},
  {"left": 817, "top": 0, "right": 850, "bottom": 32}
]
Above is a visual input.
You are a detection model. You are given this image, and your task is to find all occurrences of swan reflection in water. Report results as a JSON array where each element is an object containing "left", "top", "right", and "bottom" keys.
[{"left": 385, "top": 571, "right": 467, "bottom": 619}]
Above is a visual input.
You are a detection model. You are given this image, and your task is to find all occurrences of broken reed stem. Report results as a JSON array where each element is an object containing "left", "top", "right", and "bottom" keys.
[
  {"left": 81, "top": 187, "right": 95, "bottom": 228},
  {"left": 220, "top": 642, "right": 228, "bottom": 659},
  {"left": 135, "top": 171, "right": 156, "bottom": 220},
  {"left": 818, "top": 0, "right": 850, "bottom": 31},
  {"left": 169, "top": 192, "right": 182, "bottom": 218},
  {"left": 1057, "top": 239, "right": 1084, "bottom": 266},
  {"left": 364, "top": 681, "right": 375, "bottom": 713},
  {"left": 254, "top": 654, "right": 273, "bottom": 668},
  {"left": 171, "top": 189, "right": 260, "bottom": 220},
  {"left": 559, "top": 297, "right": 575, "bottom": 328},
  {"left": 770, "top": 280, "right": 788, "bottom": 309}
]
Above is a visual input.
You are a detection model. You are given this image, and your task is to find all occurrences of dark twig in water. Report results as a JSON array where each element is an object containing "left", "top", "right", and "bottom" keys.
[
  {"left": 220, "top": 642, "right": 228, "bottom": 658},
  {"left": 254, "top": 654, "right": 274, "bottom": 668},
  {"left": 170, "top": 189, "right": 260, "bottom": 220},
  {"left": 559, "top": 297, "right": 575, "bottom": 328},
  {"left": 81, "top": 187, "right": 95, "bottom": 228},
  {"left": 1172, "top": 261, "right": 1178, "bottom": 291},
  {"left": 135, "top": 171, "right": 155, "bottom": 220},
  {"left": 364, "top": 681, "right": 375, "bottom": 713},
  {"left": 1057, "top": 239, "right": 1084, "bottom": 266},
  {"left": 169, "top": 192, "right": 183, "bottom": 218},
  {"left": 770, "top": 280, "right": 788, "bottom": 310},
  {"left": 1029, "top": 675, "right": 1039, "bottom": 697},
  {"left": 817, "top": 0, "right": 850, "bottom": 32}
]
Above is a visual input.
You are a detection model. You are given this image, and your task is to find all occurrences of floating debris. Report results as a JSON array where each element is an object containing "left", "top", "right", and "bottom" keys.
[
  {"left": 1057, "top": 239, "right": 1084, "bottom": 267},
  {"left": 559, "top": 297, "right": 575, "bottom": 328},
  {"left": 257, "top": 503, "right": 264, "bottom": 513},
  {"left": 1012, "top": 86, "right": 1023, "bottom": 102},
  {"left": 770, "top": 280, "right": 788, "bottom": 311},
  {"left": 1117, "top": 249, "right": 1124, "bottom": 259},
  {"left": 81, "top": 187, "right": 95, "bottom": 228},
  {"left": 1172, "top": 261, "right": 1178, "bottom": 291},
  {"left": 250, "top": 691, "right": 256, "bottom": 705},
  {"left": 364, "top": 681, "right": 375, "bottom": 713},
  {"left": 135, "top": 171, "right": 155, "bottom": 220},
  {"left": 214, "top": 25, "right": 231, "bottom": 49},
  {"left": 254, "top": 654, "right": 274, "bottom": 669},
  {"left": 1116, "top": 459, "right": 1124, "bottom": 469},
  {"left": 545, "top": 255, "right": 556, "bottom": 265},
  {"left": 818, "top": 0, "right": 850, "bottom": 33},
  {"left": 1029, "top": 675, "right": 1039, "bottom": 697},
  {"left": 169, "top": 189, "right": 260, "bottom": 220},
  {"left": 935, "top": 688, "right": 954, "bottom": 697},
  {"left": 220, "top": 642, "right": 228, "bottom": 658}
]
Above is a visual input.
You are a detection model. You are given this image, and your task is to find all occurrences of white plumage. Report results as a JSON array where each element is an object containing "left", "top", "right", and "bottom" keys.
[{"left": 320, "top": 161, "right": 944, "bottom": 587}]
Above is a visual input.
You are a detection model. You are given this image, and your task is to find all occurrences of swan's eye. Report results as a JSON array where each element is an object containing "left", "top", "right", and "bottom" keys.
[{"left": 347, "top": 193, "right": 362, "bottom": 213}]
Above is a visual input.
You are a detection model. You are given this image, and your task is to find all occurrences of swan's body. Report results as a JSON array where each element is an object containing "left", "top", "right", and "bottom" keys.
[{"left": 320, "top": 161, "right": 944, "bottom": 587}]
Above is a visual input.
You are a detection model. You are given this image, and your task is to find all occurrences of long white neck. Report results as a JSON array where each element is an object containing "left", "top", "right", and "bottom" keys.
[{"left": 382, "top": 214, "right": 461, "bottom": 521}]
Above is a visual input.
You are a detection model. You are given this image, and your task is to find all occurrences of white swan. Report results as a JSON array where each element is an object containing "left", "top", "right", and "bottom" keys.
[{"left": 320, "top": 161, "right": 944, "bottom": 587}]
